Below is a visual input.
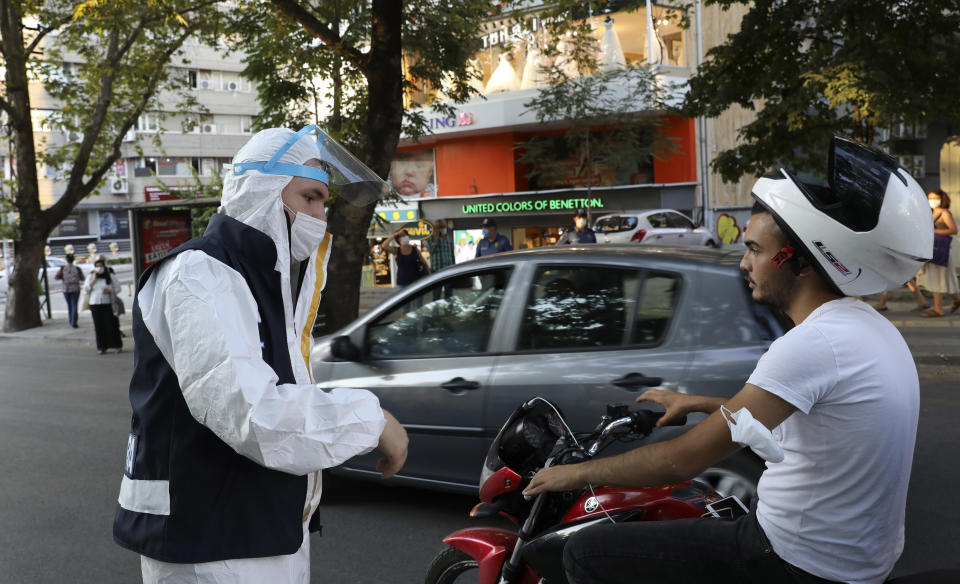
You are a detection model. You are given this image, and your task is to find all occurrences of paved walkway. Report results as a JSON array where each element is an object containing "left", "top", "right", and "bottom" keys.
[{"left": 1, "top": 285, "right": 956, "bottom": 363}]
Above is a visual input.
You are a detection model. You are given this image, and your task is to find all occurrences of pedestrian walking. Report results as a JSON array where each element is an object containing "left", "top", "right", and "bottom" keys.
[
  {"left": 83, "top": 257, "right": 122, "bottom": 354},
  {"left": 872, "top": 278, "right": 929, "bottom": 312},
  {"left": 384, "top": 228, "right": 430, "bottom": 287},
  {"left": 475, "top": 217, "right": 513, "bottom": 257},
  {"left": 426, "top": 218, "right": 456, "bottom": 271},
  {"left": 55, "top": 253, "right": 83, "bottom": 328},
  {"left": 557, "top": 208, "right": 597, "bottom": 245},
  {"left": 112, "top": 125, "right": 408, "bottom": 584},
  {"left": 916, "top": 189, "right": 960, "bottom": 317}
]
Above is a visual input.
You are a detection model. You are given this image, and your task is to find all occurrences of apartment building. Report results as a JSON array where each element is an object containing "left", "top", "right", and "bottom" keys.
[{"left": 2, "top": 37, "right": 259, "bottom": 259}]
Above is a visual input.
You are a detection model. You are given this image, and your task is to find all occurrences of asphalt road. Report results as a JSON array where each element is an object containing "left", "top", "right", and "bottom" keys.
[{"left": 0, "top": 340, "right": 957, "bottom": 583}]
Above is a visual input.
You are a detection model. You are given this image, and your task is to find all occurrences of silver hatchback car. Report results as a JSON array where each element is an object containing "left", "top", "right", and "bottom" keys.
[{"left": 311, "top": 245, "right": 787, "bottom": 502}]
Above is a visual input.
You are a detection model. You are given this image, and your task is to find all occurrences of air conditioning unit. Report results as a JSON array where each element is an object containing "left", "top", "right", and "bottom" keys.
[
  {"left": 198, "top": 79, "right": 214, "bottom": 90},
  {"left": 122, "top": 128, "right": 137, "bottom": 142},
  {"left": 200, "top": 123, "right": 217, "bottom": 134},
  {"left": 110, "top": 178, "right": 129, "bottom": 194},
  {"left": 226, "top": 81, "right": 239, "bottom": 91}
]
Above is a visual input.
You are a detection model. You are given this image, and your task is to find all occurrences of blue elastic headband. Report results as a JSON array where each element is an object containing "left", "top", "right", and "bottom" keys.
[{"left": 232, "top": 125, "right": 329, "bottom": 185}]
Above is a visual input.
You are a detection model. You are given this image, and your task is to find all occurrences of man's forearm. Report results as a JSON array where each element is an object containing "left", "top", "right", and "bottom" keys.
[{"left": 690, "top": 395, "right": 727, "bottom": 414}]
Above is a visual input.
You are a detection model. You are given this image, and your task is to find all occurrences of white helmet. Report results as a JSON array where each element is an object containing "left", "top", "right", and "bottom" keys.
[{"left": 751, "top": 137, "right": 933, "bottom": 296}]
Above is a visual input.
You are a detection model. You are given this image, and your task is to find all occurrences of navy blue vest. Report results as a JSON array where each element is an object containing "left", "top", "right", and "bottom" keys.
[{"left": 113, "top": 213, "right": 309, "bottom": 563}]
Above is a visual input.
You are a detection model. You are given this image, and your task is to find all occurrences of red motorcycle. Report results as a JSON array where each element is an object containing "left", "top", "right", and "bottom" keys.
[
  {"left": 427, "top": 397, "right": 960, "bottom": 584},
  {"left": 425, "top": 397, "right": 726, "bottom": 584}
]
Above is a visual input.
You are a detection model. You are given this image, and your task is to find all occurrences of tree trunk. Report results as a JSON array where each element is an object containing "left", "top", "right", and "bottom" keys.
[
  {"left": 1, "top": 0, "right": 50, "bottom": 332},
  {"left": 3, "top": 237, "right": 44, "bottom": 331},
  {"left": 320, "top": 0, "right": 404, "bottom": 333}
]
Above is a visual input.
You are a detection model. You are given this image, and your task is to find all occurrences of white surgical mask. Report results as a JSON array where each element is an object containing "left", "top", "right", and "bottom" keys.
[
  {"left": 720, "top": 405, "right": 784, "bottom": 463},
  {"left": 437, "top": 227, "right": 447, "bottom": 236},
  {"left": 400, "top": 236, "right": 411, "bottom": 246},
  {"left": 96, "top": 266, "right": 105, "bottom": 274},
  {"left": 929, "top": 199, "right": 941, "bottom": 210},
  {"left": 284, "top": 203, "right": 327, "bottom": 261}
]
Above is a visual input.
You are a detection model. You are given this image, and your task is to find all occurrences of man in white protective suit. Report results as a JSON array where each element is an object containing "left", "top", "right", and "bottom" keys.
[{"left": 112, "top": 126, "right": 408, "bottom": 583}]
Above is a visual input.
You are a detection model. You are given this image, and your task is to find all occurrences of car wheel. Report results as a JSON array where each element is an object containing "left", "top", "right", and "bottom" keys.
[{"left": 695, "top": 450, "right": 764, "bottom": 507}]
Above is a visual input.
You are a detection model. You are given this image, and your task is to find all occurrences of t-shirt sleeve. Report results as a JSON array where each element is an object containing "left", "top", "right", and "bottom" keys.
[{"left": 746, "top": 324, "right": 838, "bottom": 414}]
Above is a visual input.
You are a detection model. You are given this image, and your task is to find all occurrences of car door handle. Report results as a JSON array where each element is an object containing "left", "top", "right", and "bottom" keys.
[
  {"left": 441, "top": 377, "right": 480, "bottom": 391},
  {"left": 611, "top": 373, "right": 663, "bottom": 389}
]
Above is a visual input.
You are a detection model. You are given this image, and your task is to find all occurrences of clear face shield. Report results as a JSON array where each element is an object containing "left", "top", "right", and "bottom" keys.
[{"left": 231, "top": 125, "right": 388, "bottom": 207}]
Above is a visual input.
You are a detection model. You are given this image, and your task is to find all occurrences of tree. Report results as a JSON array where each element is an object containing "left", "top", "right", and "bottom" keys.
[
  {"left": 681, "top": 0, "right": 960, "bottom": 182},
  {"left": 226, "top": 0, "right": 499, "bottom": 332},
  {"left": 517, "top": 63, "right": 676, "bottom": 191},
  {"left": 0, "top": 0, "right": 221, "bottom": 331}
]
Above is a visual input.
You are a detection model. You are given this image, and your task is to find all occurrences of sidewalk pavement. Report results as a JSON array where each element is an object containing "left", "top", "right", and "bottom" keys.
[
  {"left": 0, "top": 284, "right": 397, "bottom": 349},
  {"left": 1, "top": 286, "right": 956, "bottom": 365}
]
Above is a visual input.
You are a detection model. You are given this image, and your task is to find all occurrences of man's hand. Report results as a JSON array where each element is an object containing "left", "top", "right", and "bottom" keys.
[
  {"left": 522, "top": 463, "right": 589, "bottom": 497},
  {"left": 637, "top": 389, "right": 723, "bottom": 427},
  {"left": 376, "top": 409, "right": 408, "bottom": 479}
]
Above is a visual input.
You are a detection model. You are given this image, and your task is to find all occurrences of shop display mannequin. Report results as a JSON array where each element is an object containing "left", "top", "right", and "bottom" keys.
[
  {"left": 599, "top": 16, "right": 626, "bottom": 72},
  {"left": 485, "top": 52, "right": 521, "bottom": 93}
]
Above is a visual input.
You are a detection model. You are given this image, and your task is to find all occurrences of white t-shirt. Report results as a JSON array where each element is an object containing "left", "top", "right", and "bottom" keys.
[{"left": 748, "top": 297, "right": 918, "bottom": 584}]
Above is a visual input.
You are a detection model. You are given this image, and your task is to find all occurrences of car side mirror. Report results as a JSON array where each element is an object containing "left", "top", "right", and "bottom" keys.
[{"left": 330, "top": 335, "right": 362, "bottom": 362}]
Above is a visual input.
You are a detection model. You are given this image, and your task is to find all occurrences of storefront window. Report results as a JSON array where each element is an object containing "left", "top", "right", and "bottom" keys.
[{"left": 409, "top": 4, "right": 687, "bottom": 107}]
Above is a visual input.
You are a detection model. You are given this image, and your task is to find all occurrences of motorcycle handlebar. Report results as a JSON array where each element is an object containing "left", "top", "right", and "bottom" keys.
[{"left": 584, "top": 408, "right": 688, "bottom": 457}]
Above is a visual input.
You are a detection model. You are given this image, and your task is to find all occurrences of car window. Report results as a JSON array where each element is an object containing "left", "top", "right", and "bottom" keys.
[
  {"left": 366, "top": 268, "right": 512, "bottom": 358},
  {"left": 631, "top": 273, "right": 681, "bottom": 345},
  {"left": 646, "top": 213, "right": 668, "bottom": 228},
  {"left": 517, "top": 266, "right": 682, "bottom": 351},
  {"left": 665, "top": 212, "right": 694, "bottom": 230},
  {"left": 594, "top": 216, "right": 638, "bottom": 233}
]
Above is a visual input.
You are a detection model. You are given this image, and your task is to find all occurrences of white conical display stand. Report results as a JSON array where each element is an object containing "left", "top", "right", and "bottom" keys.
[
  {"left": 599, "top": 17, "right": 626, "bottom": 72},
  {"left": 555, "top": 37, "right": 580, "bottom": 79},
  {"left": 520, "top": 42, "right": 547, "bottom": 89},
  {"left": 485, "top": 53, "right": 521, "bottom": 93},
  {"left": 466, "top": 58, "right": 486, "bottom": 94}
]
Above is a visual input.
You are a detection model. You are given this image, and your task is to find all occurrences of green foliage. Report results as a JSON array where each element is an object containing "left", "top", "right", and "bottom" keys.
[
  {"left": 518, "top": 64, "right": 676, "bottom": 188},
  {"left": 224, "top": 0, "right": 498, "bottom": 149},
  {"left": 683, "top": 0, "right": 960, "bottom": 182}
]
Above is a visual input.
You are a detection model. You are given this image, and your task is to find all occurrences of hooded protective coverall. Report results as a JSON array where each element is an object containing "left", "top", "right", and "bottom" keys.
[{"left": 114, "top": 129, "right": 387, "bottom": 583}]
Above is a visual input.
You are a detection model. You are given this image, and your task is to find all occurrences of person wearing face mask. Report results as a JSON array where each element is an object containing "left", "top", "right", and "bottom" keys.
[
  {"left": 112, "top": 126, "right": 409, "bottom": 583},
  {"left": 474, "top": 217, "right": 513, "bottom": 258},
  {"left": 557, "top": 208, "right": 597, "bottom": 245},
  {"left": 83, "top": 257, "right": 123, "bottom": 354},
  {"left": 426, "top": 218, "right": 456, "bottom": 271},
  {"left": 915, "top": 188, "right": 960, "bottom": 317},
  {"left": 383, "top": 227, "right": 430, "bottom": 287},
  {"left": 524, "top": 138, "right": 931, "bottom": 584}
]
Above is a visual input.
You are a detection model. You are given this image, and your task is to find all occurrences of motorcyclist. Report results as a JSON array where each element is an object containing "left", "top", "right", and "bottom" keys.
[
  {"left": 113, "top": 126, "right": 408, "bottom": 583},
  {"left": 524, "top": 138, "right": 932, "bottom": 584}
]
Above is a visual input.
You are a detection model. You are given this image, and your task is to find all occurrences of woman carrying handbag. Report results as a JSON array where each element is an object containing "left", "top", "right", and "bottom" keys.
[
  {"left": 916, "top": 189, "right": 960, "bottom": 317},
  {"left": 83, "top": 257, "right": 123, "bottom": 353}
]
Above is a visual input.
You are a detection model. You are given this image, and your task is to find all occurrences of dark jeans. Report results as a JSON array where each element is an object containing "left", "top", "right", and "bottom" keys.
[
  {"left": 63, "top": 291, "right": 80, "bottom": 326},
  {"left": 563, "top": 511, "right": 840, "bottom": 584}
]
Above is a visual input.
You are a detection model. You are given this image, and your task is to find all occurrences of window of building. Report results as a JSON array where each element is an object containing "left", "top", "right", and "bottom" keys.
[
  {"left": 408, "top": 4, "right": 687, "bottom": 107},
  {"left": 137, "top": 114, "right": 159, "bottom": 133},
  {"left": 196, "top": 70, "right": 216, "bottom": 91}
]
